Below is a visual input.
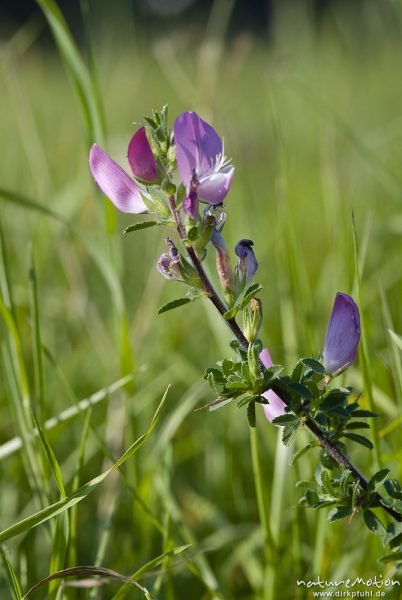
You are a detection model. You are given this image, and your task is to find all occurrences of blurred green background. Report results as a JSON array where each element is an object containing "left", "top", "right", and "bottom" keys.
[{"left": 1, "top": 0, "right": 402, "bottom": 598}]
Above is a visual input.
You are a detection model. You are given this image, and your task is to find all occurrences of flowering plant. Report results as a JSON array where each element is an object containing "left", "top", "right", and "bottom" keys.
[{"left": 90, "top": 107, "right": 402, "bottom": 560}]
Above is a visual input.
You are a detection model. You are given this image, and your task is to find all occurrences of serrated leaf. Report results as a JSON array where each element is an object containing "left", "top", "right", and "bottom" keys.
[
  {"left": 157, "top": 297, "right": 192, "bottom": 315},
  {"left": 272, "top": 414, "right": 299, "bottom": 426},
  {"left": 340, "top": 469, "right": 352, "bottom": 497},
  {"left": 363, "top": 509, "right": 386, "bottom": 535},
  {"left": 383, "top": 523, "right": 402, "bottom": 547},
  {"left": 343, "top": 433, "right": 374, "bottom": 449},
  {"left": 285, "top": 381, "right": 313, "bottom": 400},
  {"left": 351, "top": 479, "right": 360, "bottom": 508},
  {"left": 302, "top": 358, "right": 325, "bottom": 374},
  {"left": 384, "top": 478, "right": 402, "bottom": 498},
  {"left": 123, "top": 221, "right": 160, "bottom": 234},
  {"left": 289, "top": 443, "right": 313, "bottom": 466},
  {"left": 204, "top": 367, "right": 225, "bottom": 384},
  {"left": 328, "top": 507, "right": 353, "bottom": 522},
  {"left": 368, "top": 469, "right": 390, "bottom": 492},
  {"left": 305, "top": 489, "right": 319, "bottom": 505},
  {"left": 380, "top": 497, "right": 402, "bottom": 514},
  {"left": 291, "top": 360, "right": 304, "bottom": 383}
]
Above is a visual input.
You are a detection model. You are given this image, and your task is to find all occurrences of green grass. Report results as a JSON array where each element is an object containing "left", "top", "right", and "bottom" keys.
[{"left": 1, "top": 1, "right": 402, "bottom": 598}]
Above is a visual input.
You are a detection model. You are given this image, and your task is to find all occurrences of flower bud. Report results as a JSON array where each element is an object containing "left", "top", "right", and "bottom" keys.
[
  {"left": 128, "top": 127, "right": 158, "bottom": 182},
  {"left": 211, "top": 227, "right": 235, "bottom": 299},
  {"left": 323, "top": 292, "right": 360, "bottom": 377},
  {"left": 243, "top": 298, "right": 263, "bottom": 343},
  {"left": 235, "top": 239, "right": 258, "bottom": 292}
]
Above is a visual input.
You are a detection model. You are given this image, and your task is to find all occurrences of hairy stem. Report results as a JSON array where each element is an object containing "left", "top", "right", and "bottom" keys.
[{"left": 168, "top": 196, "right": 401, "bottom": 524}]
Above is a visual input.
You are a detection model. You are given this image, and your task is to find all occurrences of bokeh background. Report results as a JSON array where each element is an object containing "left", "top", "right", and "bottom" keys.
[{"left": 1, "top": 0, "right": 402, "bottom": 598}]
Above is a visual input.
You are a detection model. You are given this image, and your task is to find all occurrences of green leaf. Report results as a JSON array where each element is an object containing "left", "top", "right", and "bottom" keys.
[
  {"left": 302, "top": 358, "right": 325, "bottom": 375},
  {"left": 305, "top": 489, "right": 319, "bottom": 505},
  {"left": 247, "top": 401, "right": 256, "bottom": 428},
  {"left": 351, "top": 409, "right": 378, "bottom": 418},
  {"left": 368, "top": 469, "right": 390, "bottom": 492},
  {"left": 291, "top": 360, "right": 304, "bottom": 383},
  {"left": 383, "top": 523, "right": 402, "bottom": 547},
  {"left": 208, "top": 397, "right": 235, "bottom": 412},
  {"left": 343, "top": 433, "right": 374, "bottom": 449},
  {"left": 123, "top": 221, "right": 159, "bottom": 234},
  {"left": 379, "top": 551, "right": 402, "bottom": 563},
  {"left": 363, "top": 509, "right": 386, "bottom": 535},
  {"left": 238, "top": 283, "right": 263, "bottom": 310},
  {"left": 328, "top": 507, "right": 353, "bottom": 522},
  {"left": 289, "top": 443, "right": 314, "bottom": 466},
  {"left": 272, "top": 414, "right": 299, "bottom": 426},
  {"left": 344, "top": 421, "right": 371, "bottom": 430},
  {"left": 0, "top": 546, "right": 22, "bottom": 599},
  {"left": 157, "top": 298, "right": 192, "bottom": 315},
  {"left": 112, "top": 544, "right": 190, "bottom": 599},
  {"left": 32, "top": 415, "right": 66, "bottom": 498},
  {"left": 223, "top": 283, "right": 263, "bottom": 320},
  {"left": 282, "top": 423, "right": 300, "bottom": 447},
  {"left": 339, "top": 469, "right": 352, "bottom": 498},
  {"left": 226, "top": 381, "right": 251, "bottom": 391}
]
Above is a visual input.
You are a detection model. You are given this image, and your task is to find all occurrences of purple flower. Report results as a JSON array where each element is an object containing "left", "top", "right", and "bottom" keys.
[
  {"left": 173, "top": 112, "right": 234, "bottom": 216},
  {"left": 323, "top": 293, "right": 361, "bottom": 376},
  {"left": 235, "top": 239, "right": 258, "bottom": 285},
  {"left": 89, "top": 127, "right": 158, "bottom": 213},
  {"left": 259, "top": 348, "right": 286, "bottom": 423}
]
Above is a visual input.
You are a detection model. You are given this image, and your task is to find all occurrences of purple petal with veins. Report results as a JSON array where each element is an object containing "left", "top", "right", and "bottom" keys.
[
  {"left": 323, "top": 293, "right": 360, "bottom": 376},
  {"left": 174, "top": 112, "right": 222, "bottom": 182},
  {"left": 173, "top": 111, "right": 234, "bottom": 205},
  {"left": 127, "top": 127, "right": 158, "bottom": 182},
  {"left": 89, "top": 144, "right": 148, "bottom": 214}
]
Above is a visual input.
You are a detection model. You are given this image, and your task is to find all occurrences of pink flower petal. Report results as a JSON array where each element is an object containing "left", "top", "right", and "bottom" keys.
[
  {"left": 127, "top": 127, "right": 158, "bottom": 182},
  {"left": 197, "top": 167, "right": 235, "bottom": 204},
  {"left": 262, "top": 390, "right": 287, "bottom": 423},
  {"left": 89, "top": 144, "right": 147, "bottom": 214},
  {"left": 259, "top": 348, "right": 273, "bottom": 369},
  {"left": 259, "top": 347, "right": 286, "bottom": 422}
]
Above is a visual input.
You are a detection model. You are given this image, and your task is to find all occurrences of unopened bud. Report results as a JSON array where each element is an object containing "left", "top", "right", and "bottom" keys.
[{"left": 243, "top": 298, "right": 263, "bottom": 343}]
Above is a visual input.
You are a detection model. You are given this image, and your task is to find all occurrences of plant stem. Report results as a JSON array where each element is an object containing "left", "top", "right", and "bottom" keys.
[
  {"left": 250, "top": 426, "right": 276, "bottom": 599},
  {"left": 168, "top": 196, "right": 402, "bottom": 524}
]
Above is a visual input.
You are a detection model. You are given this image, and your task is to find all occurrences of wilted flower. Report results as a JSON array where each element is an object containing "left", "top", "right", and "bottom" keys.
[
  {"left": 259, "top": 348, "right": 286, "bottom": 422},
  {"left": 323, "top": 292, "right": 360, "bottom": 376},
  {"left": 235, "top": 239, "right": 258, "bottom": 287},
  {"left": 211, "top": 228, "right": 234, "bottom": 291},
  {"left": 173, "top": 112, "right": 235, "bottom": 218},
  {"left": 156, "top": 238, "right": 182, "bottom": 281},
  {"left": 89, "top": 126, "right": 158, "bottom": 213}
]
